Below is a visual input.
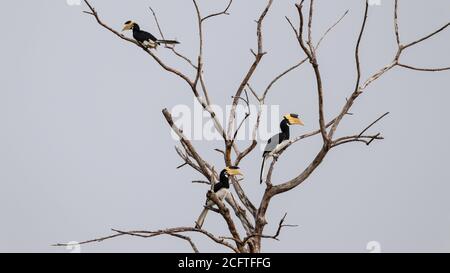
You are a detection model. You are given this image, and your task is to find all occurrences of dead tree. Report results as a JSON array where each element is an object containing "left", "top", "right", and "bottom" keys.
[{"left": 55, "top": 0, "right": 449, "bottom": 253}]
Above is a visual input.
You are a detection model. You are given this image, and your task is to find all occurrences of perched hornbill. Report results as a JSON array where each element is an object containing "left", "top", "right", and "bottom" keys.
[
  {"left": 260, "top": 114, "right": 304, "bottom": 184},
  {"left": 122, "top": 20, "right": 179, "bottom": 48},
  {"left": 195, "top": 167, "right": 243, "bottom": 229}
]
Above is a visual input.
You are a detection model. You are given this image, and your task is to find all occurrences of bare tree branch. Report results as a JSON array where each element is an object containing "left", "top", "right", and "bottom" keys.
[
  {"left": 207, "top": 191, "right": 245, "bottom": 252},
  {"left": 55, "top": 227, "right": 238, "bottom": 253},
  {"left": 225, "top": 193, "right": 255, "bottom": 235},
  {"left": 402, "top": 22, "right": 450, "bottom": 50},
  {"left": 201, "top": 0, "right": 233, "bottom": 22},
  {"left": 226, "top": 0, "right": 274, "bottom": 163},
  {"left": 331, "top": 112, "right": 390, "bottom": 148},
  {"left": 353, "top": 0, "right": 369, "bottom": 96},
  {"left": 291, "top": 0, "right": 328, "bottom": 142},
  {"left": 397, "top": 63, "right": 450, "bottom": 72},
  {"left": 231, "top": 90, "right": 251, "bottom": 146},
  {"left": 243, "top": 213, "right": 297, "bottom": 245},
  {"left": 358, "top": 112, "right": 390, "bottom": 137},
  {"left": 263, "top": 9, "right": 348, "bottom": 101},
  {"left": 148, "top": 6, "right": 197, "bottom": 69},
  {"left": 394, "top": 0, "right": 401, "bottom": 46},
  {"left": 175, "top": 146, "right": 204, "bottom": 175},
  {"left": 115, "top": 229, "right": 200, "bottom": 253},
  {"left": 332, "top": 134, "right": 384, "bottom": 148},
  {"left": 163, "top": 109, "right": 212, "bottom": 181},
  {"left": 328, "top": 0, "right": 370, "bottom": 140},
  {"left": 234, "top": 84, "right": 261, "bottom": 166},
  {"left": 191, "top": 0, "right": 238, "bottom": 154},
  {"left": 230, "top": 176, "right": 257, "bottom": 218}
]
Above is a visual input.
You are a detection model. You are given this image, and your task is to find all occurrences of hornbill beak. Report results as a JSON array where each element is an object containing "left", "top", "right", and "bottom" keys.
[
  {"left": 226, "top": 166, "right": 243, "bottom": 177},
  {"left": 284, "top": 114, "right": 304, "bottom": 126},
  {"left": 122, "top": 21, "right": 134, "bottom": 31}
]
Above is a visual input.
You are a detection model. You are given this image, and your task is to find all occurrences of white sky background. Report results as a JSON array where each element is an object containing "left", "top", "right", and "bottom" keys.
[{"left": 0, "top": 0, "right": 449, "bottom": 252}]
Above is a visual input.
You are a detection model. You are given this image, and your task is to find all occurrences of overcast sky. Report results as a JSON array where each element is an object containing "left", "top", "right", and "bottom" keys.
[{"left": 0, "top": 0, "right": 449, "bottom": 253}]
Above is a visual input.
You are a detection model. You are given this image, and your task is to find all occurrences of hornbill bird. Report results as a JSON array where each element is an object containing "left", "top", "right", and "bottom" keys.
[
  {"left": 122, "top": 21, "right": 179, "bottom": 48},
  {"left": 195, "top": 167, "right": 243, "bottom": 229},
  {"left": 260, "top": 114, "right": 304, "bottom": 184}
]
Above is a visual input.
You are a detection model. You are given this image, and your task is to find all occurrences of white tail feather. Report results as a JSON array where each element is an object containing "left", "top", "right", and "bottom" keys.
[
  {"left": 260, "top": 157, "right": 272, "bottom": 184},
  {"left": 195, "top": 208, "right": 208, "bottom": 229}
]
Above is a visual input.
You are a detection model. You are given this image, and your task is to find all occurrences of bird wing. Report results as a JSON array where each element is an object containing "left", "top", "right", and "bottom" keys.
[
  {"left": 213, "top": 182, "right": 222, "bottom": 192},
  {"left": 136, "top": 30, "right": 158, "bottom": 42},
  {"left": 263, "top": 133, "right": 282, "bottom": 155},
  {"left": 195, "top": 207, "right": 209, "bottom": 229}
]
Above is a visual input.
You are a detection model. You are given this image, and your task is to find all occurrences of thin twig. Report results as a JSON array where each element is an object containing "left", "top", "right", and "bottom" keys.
[
  {"left": 202, "top": 0, "right": 233, "bottom": 22},
  {"left": 397, "top": 63, "right": 450, "bottom": 72},
  {"left": 262, "top": 9, "right": 348, "bottom": 101},
  {"left": 243, "top": 213, "right": 297, "bottom": 245},
  {"left": 358, "top": 112, "right": 390, "bottom": 137},
  {"left": 394, "top": 0, "right": 401, "bottom": 46}
]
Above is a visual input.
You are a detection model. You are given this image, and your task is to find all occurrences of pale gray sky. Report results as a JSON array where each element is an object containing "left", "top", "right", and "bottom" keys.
[{"left": 0, "top": 0, "right": 449, "bottom": 253}]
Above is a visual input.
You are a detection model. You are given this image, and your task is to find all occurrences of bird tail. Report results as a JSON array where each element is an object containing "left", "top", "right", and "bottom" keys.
[
  {"left": 157, "top": 39, "right": 180, "bottom": 45},
  {"left": 195, "top": 208, "right": 208, "bottom": 229},
  {"left": 260, "top": 156, "right": 266, "bottom": 184}
]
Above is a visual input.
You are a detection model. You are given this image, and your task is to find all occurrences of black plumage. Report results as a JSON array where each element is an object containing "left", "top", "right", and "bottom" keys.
[
  {"left": 130, "top": 22, "right": 159, "bottom": 44},
  {"left": 195, "top": 167, "right": 242, "bottom": 229},
  {"left": 260, "top": 119, "right": 290, "bottom": 184},
  {"left": 213, "top": 168, "right": 231, "bottom": 192},
  {"left": 260, "top": 114, "right": 304, "bottom": 184},
  {"left": 263, "top": 119, "right": 290, "bottom": 157},
  {"left": 122, "top": 21, "right": 179, "bottom": 48}
]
